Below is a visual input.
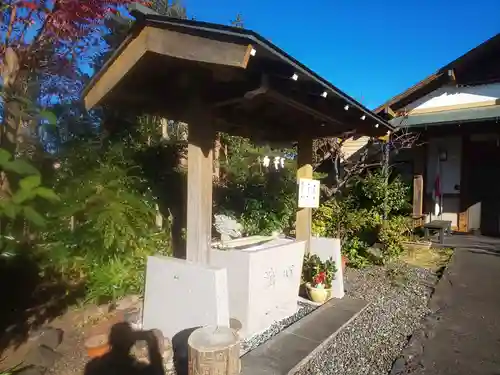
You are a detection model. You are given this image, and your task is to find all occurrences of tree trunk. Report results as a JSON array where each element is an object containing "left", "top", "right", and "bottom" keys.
[
  {"left": 213, "top": 132, "right": 221, "bottom": 180},
  {"left": 161, "top": 118, "right": 169, "bottom": 140},
  {"left": 188, "top": 326, "right": 240, "bottom": 375},
  {"left": 1, "top": 47, "right": 22, "bottom": 154}
]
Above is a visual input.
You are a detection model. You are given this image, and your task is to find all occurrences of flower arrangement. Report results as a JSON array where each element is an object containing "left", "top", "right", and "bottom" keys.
[{"left": 302, "top": 253, "right": 337, "bottom": 289}]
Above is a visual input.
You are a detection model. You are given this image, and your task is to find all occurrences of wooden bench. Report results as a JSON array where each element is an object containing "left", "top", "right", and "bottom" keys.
[{"left": 424, "top": 220, "right": 452, "bottom": 244}]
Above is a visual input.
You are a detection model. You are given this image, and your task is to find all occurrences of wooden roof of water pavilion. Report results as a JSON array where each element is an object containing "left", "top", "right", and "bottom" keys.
[{"left": 83, "top": 12, "right": 393, "bottom": 142}]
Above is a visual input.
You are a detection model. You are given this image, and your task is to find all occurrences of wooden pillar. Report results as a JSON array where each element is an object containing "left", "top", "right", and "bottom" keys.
[
  {"left": 412, "top": 175, "right": 424, "bottom": 229},
  {"left": 412, "top": 143, "right": 426, "bottom": 227},
  {"left": 186, "top": 117, "right": 214, "bottom": 264},
  {"left": 413, "top": 175, "right": 424, "bottom": 217},
  {"left": 296, "top": 137, "right": 313, "bottom": 254},
  {"left": 458, "top": 134, "right": 469, "bottom": 232}
]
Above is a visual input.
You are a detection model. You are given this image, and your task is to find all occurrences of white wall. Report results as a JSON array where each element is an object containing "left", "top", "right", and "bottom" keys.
[
  {"left": 406, "top": 83, "right": 500, "bottom": 112},
  {"left": 426, "top": 137, "right": 462, "bottom": 194},
  {"left": 426, "top": 136, "right": 462, "bottom": 227},
  {"left": 468, "top": 202, "right": 482, "bottom": 230}
]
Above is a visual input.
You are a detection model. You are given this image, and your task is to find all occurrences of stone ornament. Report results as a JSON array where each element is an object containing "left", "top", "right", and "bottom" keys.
[{"left": 213, "top": 214, "right": 244, "bottom": 243}]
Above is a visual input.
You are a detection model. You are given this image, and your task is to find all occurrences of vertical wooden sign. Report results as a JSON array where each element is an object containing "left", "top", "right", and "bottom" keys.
[
  {"left": 458, "top": 211, "right": 468, "bottom": 233},
  {"left": 413, "top": 175, "right": 423, "bottom": 217}
]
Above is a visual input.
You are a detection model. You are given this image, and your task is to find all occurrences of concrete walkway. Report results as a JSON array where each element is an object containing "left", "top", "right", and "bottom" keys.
[{"left": 411, "top": 235, "right": 500, "bottom": 375}]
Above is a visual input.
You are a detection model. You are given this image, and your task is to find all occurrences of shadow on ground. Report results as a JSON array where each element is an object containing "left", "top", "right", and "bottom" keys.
[
  {"left": 84, "top": 323, "right": 165, "bottom": 375},
  {"left": 171, "top": 327, "right": 200, "bottom": 375},
  {"left": 0, "top": 250, "right": 85, "bottom": 356},
  {"left": 451, "top": 234, "right": 500, "bottom": 256},
  {"left": 83, "top": 323, "right": 200, "bottom": 375}
]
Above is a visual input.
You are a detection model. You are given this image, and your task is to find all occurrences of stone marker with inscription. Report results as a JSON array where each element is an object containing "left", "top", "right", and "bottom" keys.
[
  {"left": 211, "top": 238, "right": 306, "bottom": 337},
  {"left": 142, "top": 256, "right": 230, "bottom": 339}
]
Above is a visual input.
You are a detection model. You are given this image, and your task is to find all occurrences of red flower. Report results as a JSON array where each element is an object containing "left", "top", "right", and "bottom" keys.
[
  {"left": 314, "top": 271, "right": 326, "bottom": 286},
  {"left": 17, "top": 1, "right": 39, "bottom": 10}
]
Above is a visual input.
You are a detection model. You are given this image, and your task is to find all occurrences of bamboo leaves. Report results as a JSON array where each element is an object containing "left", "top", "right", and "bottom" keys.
[{"left": 0, "top": 148, "right": 59, "bottom": 227}]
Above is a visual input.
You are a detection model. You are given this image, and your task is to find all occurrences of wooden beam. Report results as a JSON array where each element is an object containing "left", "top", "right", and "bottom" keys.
[
  {"left": 145, "top": 27, "right": 254, "bottom": 69},
  {"left": 84, "top": 30, "right": 149, "bottom": 110},
  {"left": 263, "top": 75, "right": 373, "bottom": 131},
  {"left": 215, "top": 108, "right": 299, "bottom": 141},
  {"left": 266, "top": 89, "right": 344, "bottom": 127},
  {"left": 448, "top": 69, "right": 457, "bottom": 84},
  {"left": 186, "top": 111, "right": 215, "bottom": 264},
  {"left": 296, "top": 137, "right": 313, "bottom": 254},
  {"left": 83, "top": 25, "right": 254, "bottom": 111},
  {"left": 212, "top": 74, "right": 269, "bottom": 108},
  {"left": 384, "top": 106, "right": 397, "bottom": 118}
]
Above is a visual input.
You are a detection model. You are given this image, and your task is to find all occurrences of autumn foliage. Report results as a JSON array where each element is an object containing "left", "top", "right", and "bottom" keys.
[{"left": 0, "top": 0, "right": 146, "bottom": 153}]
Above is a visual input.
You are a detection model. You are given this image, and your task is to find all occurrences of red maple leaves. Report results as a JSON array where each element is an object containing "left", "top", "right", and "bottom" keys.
[
  {"left": 11, "top": 0, "right": 140, "bottom": 41},
  {"left": 16, "top": 1, "right": 38, "bottom": 10}
]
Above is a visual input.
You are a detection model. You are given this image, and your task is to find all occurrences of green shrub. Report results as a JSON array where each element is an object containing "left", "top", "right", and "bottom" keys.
[
  {"left": 40, "top": 141, "right": 171, "bottom": 302},
  {"left": 0, "top": 149, "right": 59, "bottom": 229},
  {"left": 312, "top": 167, "right": 412, "bottom": 266},
  {"left": 312, "top": 199, "right": 377, "bottom": 240},
  {"left": 378, "top": 216, "right": 412, "bottom": 259},
  {"left": 216, "top": 169, "right": 297, "bottom": 236},
  {"left": 352, "top": 170, "right": 411, "bottom": 216},
  {"left": 0, "top": 149, "right": 60, "bottom": 257},
  {"left": 342, "top": 237, "right": 370, "bottom": 268}
]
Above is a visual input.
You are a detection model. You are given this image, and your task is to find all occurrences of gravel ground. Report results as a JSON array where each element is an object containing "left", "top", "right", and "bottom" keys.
[
  {"left": 48, "top": 330, "right": 87, "bottom": 375},
  {"left": 241, "top": 301, "right": 317, "bottom": 355},
  {"left": 297, "top": 261, "right": 439, "bottom": 375}
]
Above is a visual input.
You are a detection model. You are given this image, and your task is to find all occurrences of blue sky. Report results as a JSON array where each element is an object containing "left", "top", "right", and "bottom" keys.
[{"left": 184, "top": 0, "right": 499, "bottom": 109}]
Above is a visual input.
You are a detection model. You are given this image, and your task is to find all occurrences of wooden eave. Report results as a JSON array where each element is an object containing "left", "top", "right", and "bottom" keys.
[{"left": 83, "top": 15, "right": 393, "bottom": 141}]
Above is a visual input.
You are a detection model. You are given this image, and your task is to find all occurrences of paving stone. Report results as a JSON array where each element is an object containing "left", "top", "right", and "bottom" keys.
[
  {"left": 287, "top": 297, "right": 367, "bottom": 344},
  {"left": 25, "top": 345, "right": 63, "bottom": 368},
  {"left": 114, "top": 295, "right": 141, "bottom": 312},
  {"left": 38, "top": 327, "right": 64, "bottom": 350},
  {"left": 241, "top": 296, "right": 368, "bottom": 374},
  {"left": 14, "top": 366, "right": 47, "bottom": 375},
  {"left": 390, "top": 357, "right": 407, "bottom": 374}
]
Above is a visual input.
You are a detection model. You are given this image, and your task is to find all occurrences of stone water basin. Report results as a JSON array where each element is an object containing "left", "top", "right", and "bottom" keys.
[{"left": 210, "top": 236, "right": 306, "bottom": 338}]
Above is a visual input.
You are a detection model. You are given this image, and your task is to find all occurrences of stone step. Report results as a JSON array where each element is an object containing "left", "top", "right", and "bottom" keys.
[{"left": 240, "top": 296, "right": 369, "bottom": 375}]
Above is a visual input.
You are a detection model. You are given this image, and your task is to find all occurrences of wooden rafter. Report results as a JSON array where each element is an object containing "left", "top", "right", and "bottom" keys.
[
  {"left": 384, "top": 106, "right": 397, "bottom": 118},
  {"left": 266, "top": 89, "right": 344, "bottom": 127},
  {"left": 448, "top": 69, "right": 457, "bottom": 84}
]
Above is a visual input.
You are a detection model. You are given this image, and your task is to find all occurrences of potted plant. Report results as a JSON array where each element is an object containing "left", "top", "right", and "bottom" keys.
[{"left": 302, "top": 254, "right": 337, "bottom": 303}]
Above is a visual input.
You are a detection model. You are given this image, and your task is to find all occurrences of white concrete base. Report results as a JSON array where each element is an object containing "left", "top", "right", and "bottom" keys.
[
  {"left": 210, "top": 238, "right": 306, "bottom": 338},
  {"left": 310, "top": 237, "right": 345, "bottom": 299},
  {"left": 142, "top": 256, "right": 230, "bottom": 339}
]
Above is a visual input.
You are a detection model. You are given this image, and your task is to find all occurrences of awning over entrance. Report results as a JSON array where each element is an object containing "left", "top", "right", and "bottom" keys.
[
  {"left": 82, "top": 13, "right": 392, "bottom": 142},
  {"left": 390, "top": 105, "right": 500, "bottom": 128}
]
